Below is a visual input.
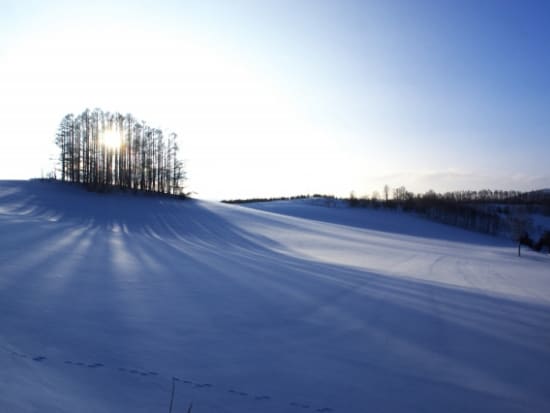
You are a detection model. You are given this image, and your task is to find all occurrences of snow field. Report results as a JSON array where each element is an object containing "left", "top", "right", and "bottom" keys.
[{"left": 1, "top": 180, "right": 549, "bottom": 412}]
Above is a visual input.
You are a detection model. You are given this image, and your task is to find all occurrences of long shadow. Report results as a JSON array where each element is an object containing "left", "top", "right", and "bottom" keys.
[
  {"left": 0, "top": 180, "right": 279, "bottom": 251},
  {"left": 193, "top": 248, "right": 550, "bottom": 412},
  {"left": 241, "top": 199, "right": 509, "bottom": 247},
  {"left": 1, "top": 180, "right": 550, "bottom": 412}
]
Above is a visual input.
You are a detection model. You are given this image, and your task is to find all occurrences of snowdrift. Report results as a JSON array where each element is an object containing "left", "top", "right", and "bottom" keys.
[{"left": 1, "top": 180, "right": 549, "bottom": 412}]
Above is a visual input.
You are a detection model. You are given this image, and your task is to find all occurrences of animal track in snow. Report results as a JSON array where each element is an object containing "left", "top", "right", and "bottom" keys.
[
  {"left": 2, "top": 348, "right": 334, "bottom": 412},
  {"left": 290, "top": 401, "right": 310, "bottom": 409}
]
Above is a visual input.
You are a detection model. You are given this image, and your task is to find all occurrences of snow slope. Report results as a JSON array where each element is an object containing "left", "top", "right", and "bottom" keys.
[{"left": 1, "top": 180, "right": 549, "bottom": 413}]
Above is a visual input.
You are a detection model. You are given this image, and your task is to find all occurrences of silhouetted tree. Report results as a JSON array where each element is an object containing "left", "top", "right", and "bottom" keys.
[
  {"left": 54, "top": 108, "right": 185, "bottom": 195},
  {"left": 349, "top": 191, "right": 359, "bottom": 207},
  {"left": 383, "top": 184, "right": 390, "bottom": 202}
]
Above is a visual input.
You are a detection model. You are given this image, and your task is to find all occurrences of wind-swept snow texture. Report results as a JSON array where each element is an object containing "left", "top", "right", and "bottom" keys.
[{"left": 1, "top": 181, "right": 549, "bottom": 413}]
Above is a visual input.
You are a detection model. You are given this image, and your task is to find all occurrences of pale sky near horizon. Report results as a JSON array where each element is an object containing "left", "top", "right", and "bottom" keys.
[{"left": 0, "top": 0, "right": 549, "bottom": 200}]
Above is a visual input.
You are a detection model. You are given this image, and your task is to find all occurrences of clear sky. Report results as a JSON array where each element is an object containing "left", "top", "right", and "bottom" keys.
[{"left": 1, "top": 0, "right": 549, "bottom": 199}]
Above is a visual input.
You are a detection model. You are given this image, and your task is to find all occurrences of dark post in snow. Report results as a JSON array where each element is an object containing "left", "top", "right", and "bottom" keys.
[{"left": 510, "top": 213, "right": 532, "bottom": 257}]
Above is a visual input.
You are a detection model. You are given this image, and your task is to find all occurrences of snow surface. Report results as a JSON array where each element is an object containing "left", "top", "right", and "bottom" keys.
[{"left": 1, "top": 180, "right": 549, "bottom": 413}]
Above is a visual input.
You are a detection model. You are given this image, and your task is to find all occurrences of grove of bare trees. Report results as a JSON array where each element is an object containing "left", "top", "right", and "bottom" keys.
[{"left": 55, "top": 109, "right": 185, "bottom": 195}]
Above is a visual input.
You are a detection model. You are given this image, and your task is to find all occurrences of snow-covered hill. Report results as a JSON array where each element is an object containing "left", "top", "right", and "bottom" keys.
[{"left": 1, "top": 180, "right": 549, "bottom": 412}]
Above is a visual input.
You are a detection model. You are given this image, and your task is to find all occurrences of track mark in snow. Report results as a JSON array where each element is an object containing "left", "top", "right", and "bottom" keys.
[
  {"left": 193, "top": 383, "right": 213, "bottom": 388},
  {"left": 116, "top": 366, "right": 159, "bottom": 377},
  {"left": 290, "top": 401, "right": 311, "bottom": 408},
  {"left": 173, "top": 377, "right": 195, "bottom": 384},
  {"left": 428, "top": 254, "right": 447, "bottom": 277},
  {"left": 255, "top": 395, "right": 271, "bottom": 400},
  {"left": 64, "top": 360, "right": 104, "bottom": 368},
  {"left": 228, "top": 389, "right": 249, "bottom": 396},
  {"left": 1, "top": 346, "right": 335, "bottom": 411}
]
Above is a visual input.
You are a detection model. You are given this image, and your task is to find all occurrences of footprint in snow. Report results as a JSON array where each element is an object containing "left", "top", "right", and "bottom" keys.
[
  {"left": 290, "top": 402, "right": 310, "bottom": 408},
  {"left": 119, "top": 367, "right": 158, "bottom": 377},
  {"left": 65, "top": 360, "right": 103, "bottom": 368},
  {"left": 18, "top": 352, "right": 328, "bottom": 412},
  {"left": 228, "top": 389, "right": 248, "bottom": 396},
  {"left": 173, "top": 377, "right": 194, "bottom": 384},
  {"left": 254, "top": 395, "right": 271, "bottom": 401},
  {"left": 194, "top": 383, "right": 213, "bottom": 388}
]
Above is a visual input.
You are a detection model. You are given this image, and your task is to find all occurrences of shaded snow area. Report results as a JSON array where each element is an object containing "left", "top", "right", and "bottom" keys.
[{"left": 1, "top": 181, "right": 549, "bottom": 413}]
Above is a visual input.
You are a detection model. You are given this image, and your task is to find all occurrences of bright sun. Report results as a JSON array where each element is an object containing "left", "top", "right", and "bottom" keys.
[{"left": 103, "top": 129, "right": 120, "bottom": 150}]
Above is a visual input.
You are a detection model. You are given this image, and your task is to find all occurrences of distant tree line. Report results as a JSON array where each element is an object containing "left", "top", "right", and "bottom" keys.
[
  {"left": 222, "top": 194, "right": 336, "bottom": 204},
  {"left": 350, "top": 186, "right": 550, "bottom": 253},
  {"left": 55, "top": 108, "right": 185, "bottom": 195},
  {"left": 223, "top": 188, "right": 550, "bottom": 254}
]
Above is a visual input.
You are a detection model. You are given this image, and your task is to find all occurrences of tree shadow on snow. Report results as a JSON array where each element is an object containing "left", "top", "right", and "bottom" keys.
[
  {"left": 242, "top": 200, "right": 509, "bottom": 247},
  {"left": 1, "top": 180, "right": 549, "bottom": 413}
]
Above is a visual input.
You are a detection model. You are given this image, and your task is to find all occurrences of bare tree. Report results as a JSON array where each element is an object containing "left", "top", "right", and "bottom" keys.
[
  {"left": 54, "top": 108, "right": 185, "bottom": 195},
  {"left": 383, "top": 184, "right": 390, "bottom": 202}
]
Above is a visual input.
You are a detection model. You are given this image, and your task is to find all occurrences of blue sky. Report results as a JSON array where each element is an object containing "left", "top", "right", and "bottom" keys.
[{"left": 0, "top": 0, "right": 549, "bottom": 199}]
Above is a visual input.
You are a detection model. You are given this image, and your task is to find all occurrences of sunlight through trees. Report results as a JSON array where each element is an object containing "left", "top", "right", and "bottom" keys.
[{"left": 55, "top": 109, "right": 185, "bottom": 195}]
